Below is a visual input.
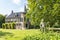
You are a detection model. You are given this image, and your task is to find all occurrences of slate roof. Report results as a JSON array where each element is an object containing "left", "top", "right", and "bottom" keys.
[{"left": 6, "top": 12, "right": 25, "bottom": 18}]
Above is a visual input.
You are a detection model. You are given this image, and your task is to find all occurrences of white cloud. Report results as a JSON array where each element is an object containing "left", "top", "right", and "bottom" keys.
[{"left": 12, "top": 0, "right": 21, "bottom": 5}]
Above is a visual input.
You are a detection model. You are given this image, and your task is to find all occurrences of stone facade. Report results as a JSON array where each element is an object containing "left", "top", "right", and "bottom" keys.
[{"left": 5, "top": 11, "right": 26, "bottom": 29}]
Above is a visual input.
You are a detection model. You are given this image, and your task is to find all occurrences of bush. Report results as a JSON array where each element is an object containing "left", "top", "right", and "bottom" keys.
[
  {"left": 8, "top": 24, "right": 10, "bottom": 29},
  {"left": 5, "top": 23, "right": 8, "bottom": 29},
  {"left": 2, "top": 22, "right": 16, "bottom": 29},
  {"left": 9, "top": 23, "right": 11, "bottom": 29},
  {"left": 53, "top": 22, "right": 60, "bottom": 28},
  {"left": 12, "top": 22, "right": 15, "bottom": 29},
  {"left": 2, "top": 23, "right": 5, "bottom": 29}
]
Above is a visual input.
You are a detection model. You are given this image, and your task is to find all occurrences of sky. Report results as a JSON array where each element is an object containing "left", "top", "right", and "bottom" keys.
[{"left": 0, "top": 0, "right": 27, "bottom": 15}]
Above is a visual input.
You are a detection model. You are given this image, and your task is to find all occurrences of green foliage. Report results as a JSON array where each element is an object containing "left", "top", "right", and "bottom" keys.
[
  {"left": 8, "top": 23, "right": 10, "bottom": 29},
  {"left": 23, "top": 32, "right": 60, "bottom": 40},
  {"left": 26, "top": 0, "right": 60, "bottom": 27},
  {"left": 9, "top": 23, "right": 11, "bottom": 29},
  {"left": 12, "top": 22, "right": 15, "bottom": 29},
  {"left": 2, "top": 23, "right": 5, "bottom": 29},
  {"left": 0, "top": 14, "right": 5, "bottom": 28},
  {"left": 2, "top": 22, "right": 16, "bottom": 29},
  {"left": 5, "top": 23, "right": 9, "bottom": 29},
  {"left": 50, "top": 20, "right": 60, "bottom": 28}
]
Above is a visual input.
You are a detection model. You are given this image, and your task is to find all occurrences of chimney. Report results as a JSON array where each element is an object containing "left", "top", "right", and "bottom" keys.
[
  {"left": 11, "top": 10, "right": 13, "bottom": 14},
  {"left": 24, "top": 5, "right": 27, "bottom": 13}
]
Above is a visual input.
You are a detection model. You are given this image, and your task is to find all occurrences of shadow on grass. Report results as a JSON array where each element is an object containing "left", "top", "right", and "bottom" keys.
[{"left": 0, "top": 31, "right": 14, "bottom": 37}]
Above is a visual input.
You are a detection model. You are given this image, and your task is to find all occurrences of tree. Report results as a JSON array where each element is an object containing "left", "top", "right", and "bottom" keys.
[
  {"left": 0, "top": 14, "right": 5, "bottom": 28},
  {"left": 26, "top": 0, "right": 60, "bottom": 27}
]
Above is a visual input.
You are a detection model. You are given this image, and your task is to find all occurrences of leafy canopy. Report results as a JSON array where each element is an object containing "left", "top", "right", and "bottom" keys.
[{"left": 26, "top": 0, "right": 60, "bottom": 27}]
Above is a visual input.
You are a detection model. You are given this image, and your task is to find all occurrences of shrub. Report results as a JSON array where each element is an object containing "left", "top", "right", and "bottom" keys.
[
  {"left": 12, "top": 22, "right": 15, "bottom": 29},
  {"left": 9, "top": 23, "right": 11, "bottom": 29},
  {"left": 2, "top": 23, "right": 5, "bottom": 29},
  {"left": 8, "top": 23, "right": 11, "bottom": 29},
  {"left": 2, "top": 22, "right": 16, "bottom": 29},
  {"left": 5, "top": 23, "right": 8, "bottom": 29},
  {"left": 23, "top": 32, "right": 60, "bottom": 40}
]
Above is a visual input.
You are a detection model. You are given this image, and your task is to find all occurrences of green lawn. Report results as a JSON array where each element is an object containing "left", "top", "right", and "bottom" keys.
[
  {"left": 0, "top": 29, "right": 40, "bottom": 40},
  {"left": 0, "top": 29, "right": 60, "bottom": 40}
]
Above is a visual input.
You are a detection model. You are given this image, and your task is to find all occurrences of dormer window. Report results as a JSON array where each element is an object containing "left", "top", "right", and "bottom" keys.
[{"left": 15, "top": 13, "right": 19, "bottom": 17}]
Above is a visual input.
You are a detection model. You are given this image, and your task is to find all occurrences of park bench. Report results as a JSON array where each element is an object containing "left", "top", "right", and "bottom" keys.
[{"left": 48, "top": 28, "right": 60, "bottom": 31}]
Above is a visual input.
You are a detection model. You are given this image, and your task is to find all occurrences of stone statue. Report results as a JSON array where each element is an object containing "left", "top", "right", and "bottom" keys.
[{"left": 40, "top": 19, "right": 45, "bottom": 32}]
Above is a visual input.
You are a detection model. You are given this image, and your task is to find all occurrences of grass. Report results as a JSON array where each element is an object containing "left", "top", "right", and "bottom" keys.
[
  {"left": 0, "top": 29, "right": 60, "bottom": 40},
  {"left": 0, "top": 29, "right": 40, "bottom": 40}
]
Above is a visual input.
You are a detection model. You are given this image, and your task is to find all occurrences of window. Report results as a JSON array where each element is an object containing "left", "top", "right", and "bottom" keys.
[
  {"left": 20, "top": 18, "right": 23, "bottom": 22},
  {"left": 11, "top": 19, "right": 13, "bottom": 21},
  {"left": 15, "top": 13, "right": 19, "bottom": 17}
]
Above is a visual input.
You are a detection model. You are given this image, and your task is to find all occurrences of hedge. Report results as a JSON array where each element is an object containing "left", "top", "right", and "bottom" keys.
[{"left": 2, "top": 22, "right": 16, "bottom": 29}]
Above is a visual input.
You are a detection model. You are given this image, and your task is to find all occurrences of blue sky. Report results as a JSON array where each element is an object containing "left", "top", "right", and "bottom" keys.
[{"left": 0, "top": 0, "right": 27, "bottom": 15}]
